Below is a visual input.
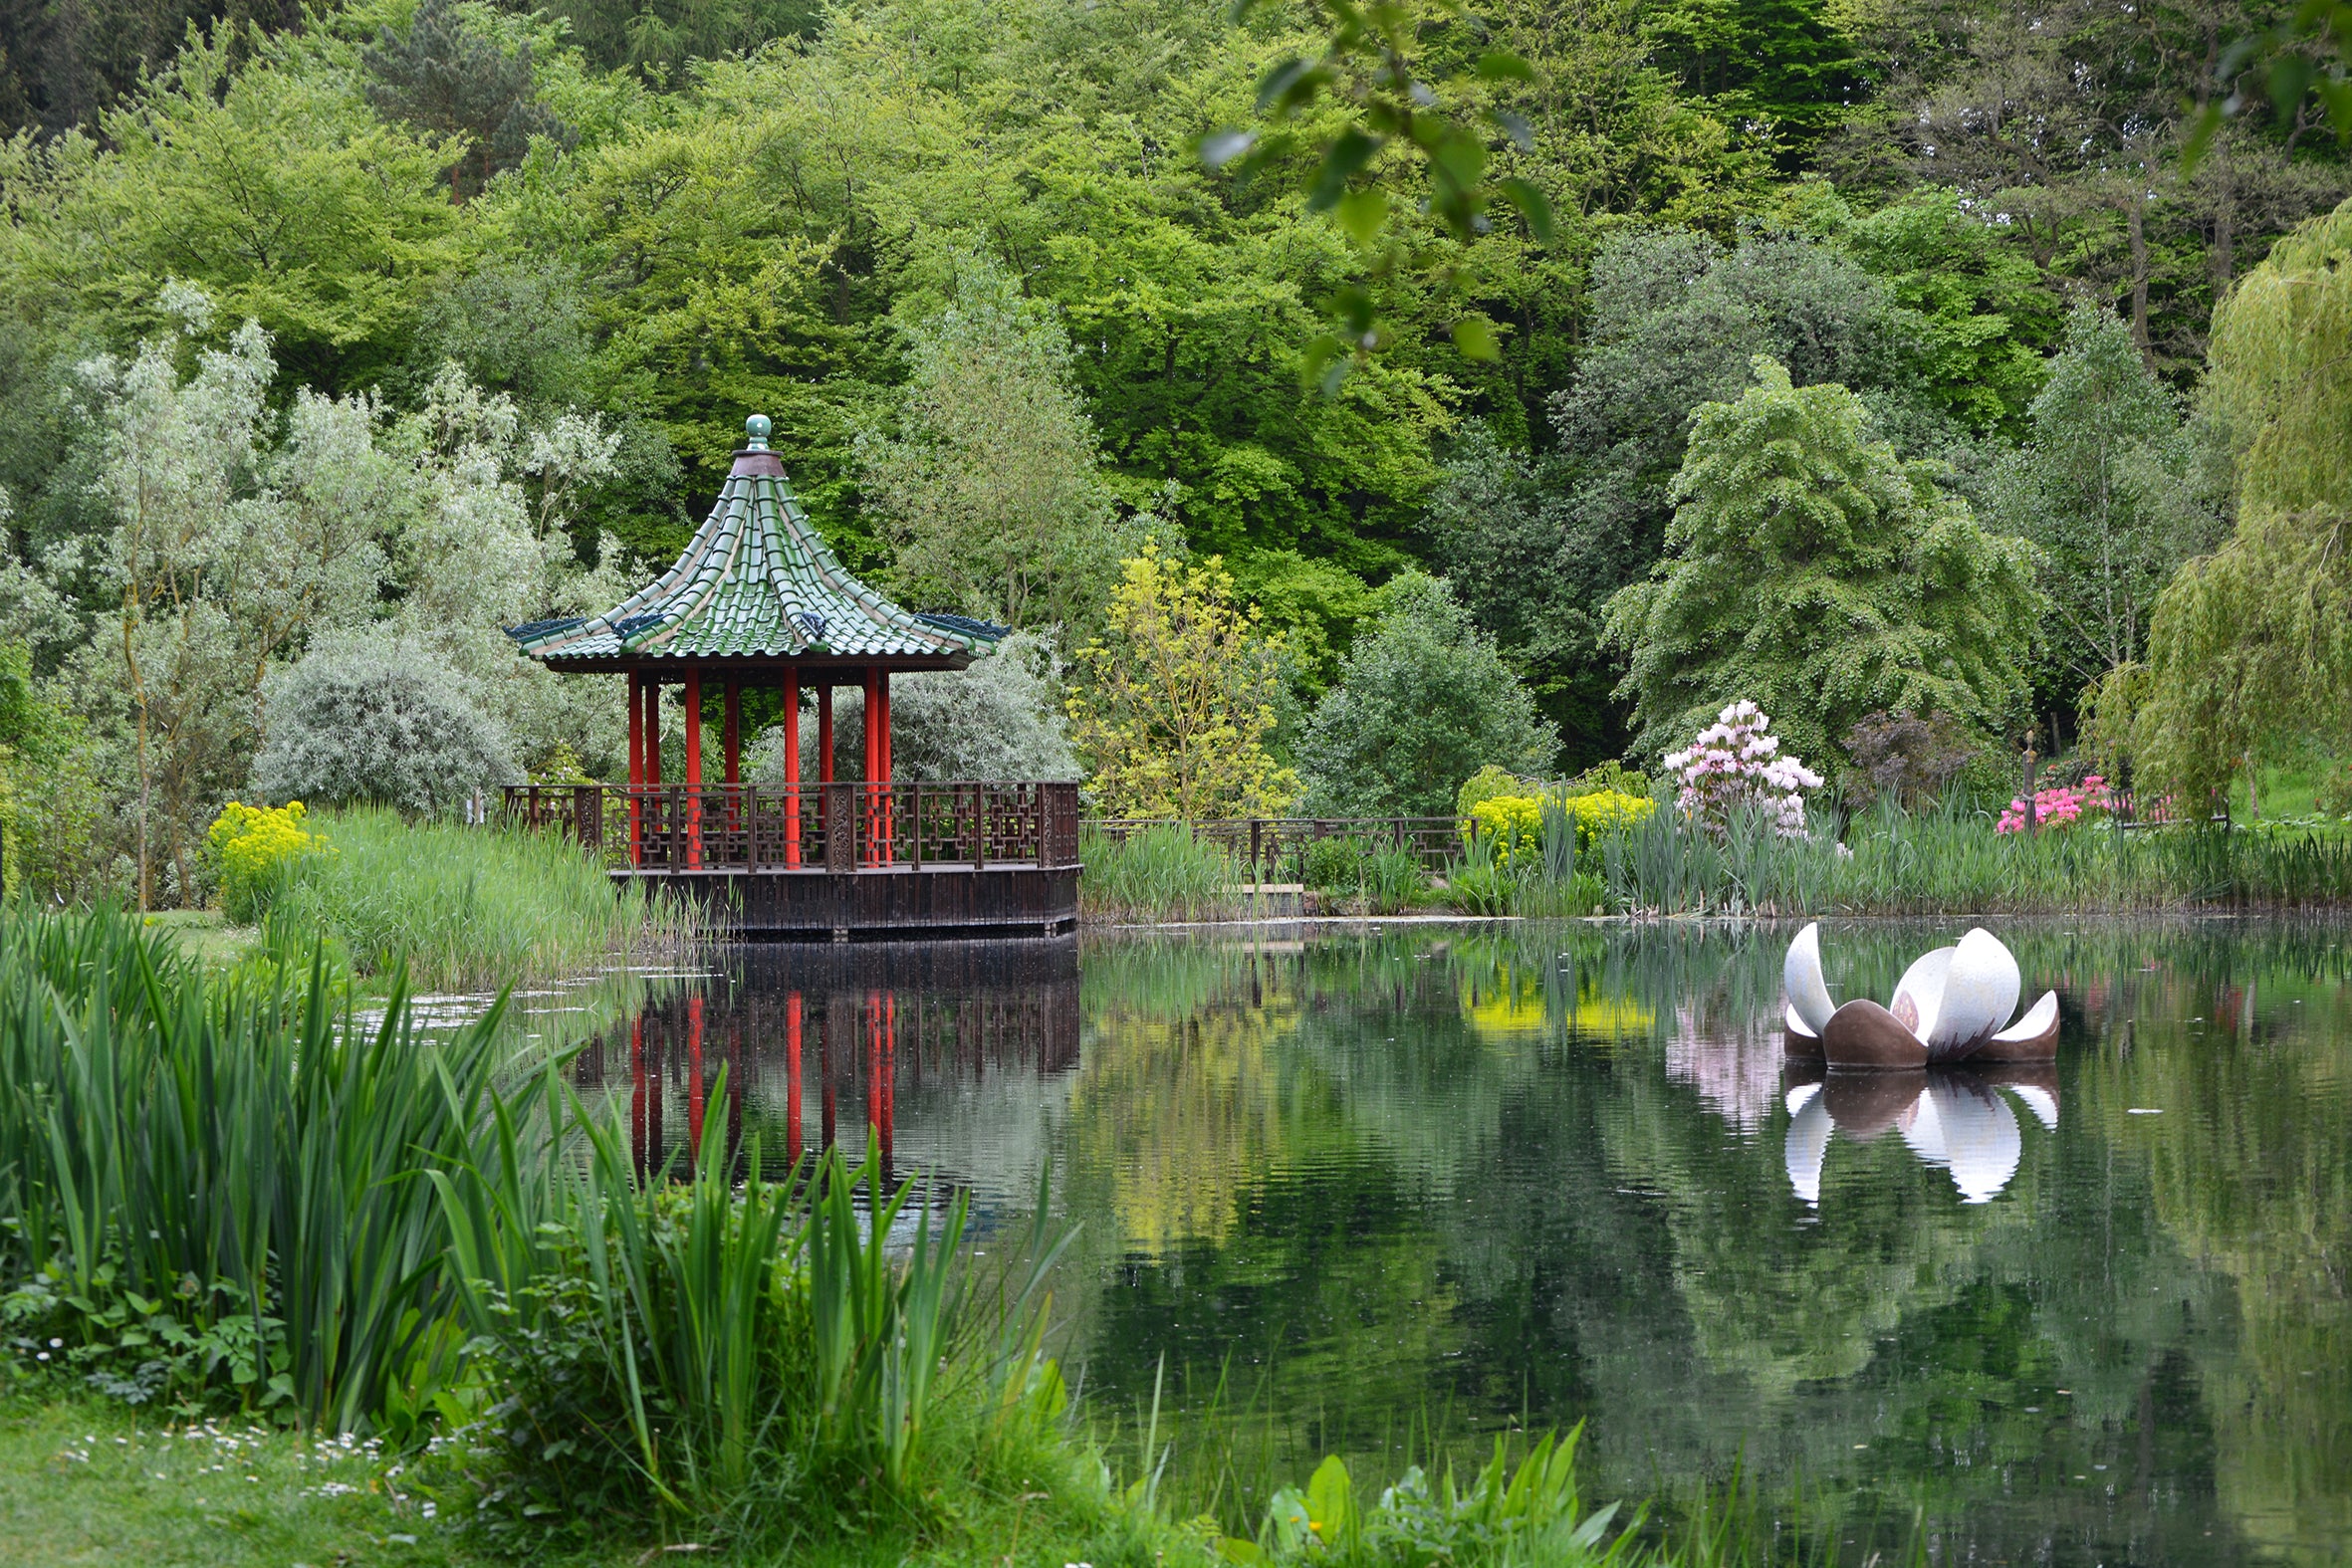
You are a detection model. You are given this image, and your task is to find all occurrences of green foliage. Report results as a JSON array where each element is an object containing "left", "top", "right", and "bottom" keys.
[
  {"left": 32, "top": 26, "right": 462, "bottom": 387},
  {"left": 252, "top": 630, "right": 519, "bottom": 812},
  {"left": 1081, "top": 824, "right": 1245, "bottom": 924},
  {"left": 1605, "top": 357, "right": 2042, "bottom": 768},
  {"left": 1070, "top": 550, "right": 1299, "bottom": 821},
  {"left": 270, "top": 804, "right": 696, "bottom": 990},
  {"left": 2137, "top": 199, "right": 2352, "bottom": 806},
  {"left": 1988, "top": 303, "right": 2220, "bottom": 687},
  {"left": 1297, "top": 574, "right": 1557, "bottom": 817},
  {"left": 361, "top": 0, "right": 574, "bottom": 204},
  {"left": 1217, "top": 1430, "right": 1628, "bottom": 1566},
  {"left": 858, "top": 254, "right": 1141, "bottom": 634},
  {"left": 0, "top": 905, "right": 511, "bottom": 1436}
]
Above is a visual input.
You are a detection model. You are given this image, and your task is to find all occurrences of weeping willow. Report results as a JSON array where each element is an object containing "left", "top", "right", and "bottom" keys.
[{"left": 2135, "top": 199, "right": 2352, "bottom": 806}]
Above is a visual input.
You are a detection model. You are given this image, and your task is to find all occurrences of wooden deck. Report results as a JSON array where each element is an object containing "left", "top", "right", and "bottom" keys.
[{"left": 504, "top": 782, "right": 1080, "bottom": 939}]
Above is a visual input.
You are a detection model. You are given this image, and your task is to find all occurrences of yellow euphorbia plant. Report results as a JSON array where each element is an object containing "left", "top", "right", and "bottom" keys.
[{"left": 204, "top": 800, "right": 330, "bottom": 925}]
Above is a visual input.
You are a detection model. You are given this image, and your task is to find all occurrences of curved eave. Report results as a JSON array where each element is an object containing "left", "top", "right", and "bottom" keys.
[{"left": 533, "top": 651, "right": 981, "bottom": 675}]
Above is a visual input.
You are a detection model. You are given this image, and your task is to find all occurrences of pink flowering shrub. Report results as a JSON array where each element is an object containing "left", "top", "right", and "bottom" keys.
[
  {"left": 1664, "top": 701, "right": 1824, "bottom": 837},
  {"left": 1997, "top": 775, "right": 2113, "bottom": 834}
]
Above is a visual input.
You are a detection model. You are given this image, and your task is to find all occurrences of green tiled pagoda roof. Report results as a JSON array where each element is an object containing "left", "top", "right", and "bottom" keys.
[{"left": 511, "top": 416, "right": 1003, "bottom": 669}]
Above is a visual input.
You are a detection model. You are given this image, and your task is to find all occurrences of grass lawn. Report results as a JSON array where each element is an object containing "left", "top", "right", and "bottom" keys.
[
  {"left": 0, "top": 1392, "right": 486, "bottom": 1568},
  {"left": 0, "top": 1392, "right": 1151, "bottom": 1568},
  {"left": 134, "top": 910, "right": 261, "bottom": 973}
]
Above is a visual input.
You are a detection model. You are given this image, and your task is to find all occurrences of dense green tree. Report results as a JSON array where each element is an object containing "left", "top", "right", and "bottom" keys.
[
  {"left": 1988, "top": 305, "right": 2222, "bottom": 692},
  {"left": 361, "top": 0, "right": 574, "bottom": 202},
  {"left": 856, "top": 255, "right": 1144, "bottom": 635},
  {"left": 1642, "top": 0, "right": 1867, "bottom": 162},
  {"left": 1294, "top": 572, "right": 1557, "bottom": 816},
  {"left": 0, "top": 0, "right": 295, "bottom": 136},
  {"left": 2135, "top": 200, "right": 2352, "bottom": 807},
  {"left": 2, "top": 26, "right": 463, "bottom": 391},
  {"left": 1603, "top": 357, "right": 2040, "bottom": 767}
]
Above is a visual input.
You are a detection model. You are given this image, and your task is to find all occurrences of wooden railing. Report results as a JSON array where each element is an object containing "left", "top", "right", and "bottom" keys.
[
  {"left": 1086, "top": 816, "right": 1465, "bottom": 877},
  {"left": 503, "top": 783, "right": 1083, "bottom": 872}
]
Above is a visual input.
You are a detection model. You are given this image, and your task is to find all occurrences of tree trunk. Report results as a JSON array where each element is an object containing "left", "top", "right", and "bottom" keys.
[{"left": 2127, "top": 191, "right": 2153, "bottom": 366}]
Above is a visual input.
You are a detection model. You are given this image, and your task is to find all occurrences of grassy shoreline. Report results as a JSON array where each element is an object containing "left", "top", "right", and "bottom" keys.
[{"left": 1080, "top": 807, "right": 2352, "bottom": 926}]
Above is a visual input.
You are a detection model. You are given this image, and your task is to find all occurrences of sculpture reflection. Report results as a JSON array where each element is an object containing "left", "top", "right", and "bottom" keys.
[{"left": 1782, "top": 1062, "right": 2059, "bottom": 1205}]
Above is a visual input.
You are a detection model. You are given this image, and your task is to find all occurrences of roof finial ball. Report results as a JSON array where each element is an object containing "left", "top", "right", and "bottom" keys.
[{"left": 744, "top": 413, "right": 772, "bottom": 452}]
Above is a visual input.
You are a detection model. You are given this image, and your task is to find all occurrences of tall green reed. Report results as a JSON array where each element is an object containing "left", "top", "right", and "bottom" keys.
[
  {"left": 0, "top": 904, "right": 521, "bottom": 1436},
  {"left": 438, "top": 1067, "right": 1068, "bottom": 1532},
  {"left": 1082, "top": 824, "right": 1246, "bottom": 923},
  {"left": 274, "top": 804, "right": 702, "bottom": 990},
  {"left": 1587, "top": 787, "right": 2352, "bottom": 916}
]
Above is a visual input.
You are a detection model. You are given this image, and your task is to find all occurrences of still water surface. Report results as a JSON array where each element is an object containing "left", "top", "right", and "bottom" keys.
[{"left": 578, "top": 921, "right": 2352, "bottom": 1566}]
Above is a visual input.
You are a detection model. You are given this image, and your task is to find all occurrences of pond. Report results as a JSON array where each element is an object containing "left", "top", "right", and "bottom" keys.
[{"left": 575, "top": 921, "right": 2352, "bottom": 1566}]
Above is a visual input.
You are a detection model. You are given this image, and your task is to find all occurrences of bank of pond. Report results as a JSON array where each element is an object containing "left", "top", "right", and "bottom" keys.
[
  {"left": 11, "top": 902, "right": 2345, "bottom": 1564},
  {"left": 0, "top": 906, "right": 1819, "bottom": 1567}
]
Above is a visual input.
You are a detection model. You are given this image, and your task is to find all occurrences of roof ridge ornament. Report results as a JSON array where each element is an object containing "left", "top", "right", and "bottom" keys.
[{"left": 745, "top": 413, "right": 771, "bottom": 452}]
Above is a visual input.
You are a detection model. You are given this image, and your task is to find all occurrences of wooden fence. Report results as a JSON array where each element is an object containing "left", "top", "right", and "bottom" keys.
[
  {"left": 1084, "top": 815, "right": 1465, "bottom": 879},
  {"left": 503, "top": 782, "right": 1083, "bottom": 872}
]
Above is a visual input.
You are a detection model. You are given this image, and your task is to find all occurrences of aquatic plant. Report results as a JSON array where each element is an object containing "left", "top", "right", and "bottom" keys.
[
  {"left": 269, "top": 803, "right": 698, "bottom": 989},
  {"left": 1081, "top": 823, "right": 1245, "bottom": 923}
]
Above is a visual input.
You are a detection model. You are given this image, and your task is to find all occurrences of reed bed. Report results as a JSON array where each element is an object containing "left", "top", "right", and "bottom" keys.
[
  {"left": 1082, "top": 823, "right": 1249, "bottom": 923},
  {"left": 1596, "top": 796, "right": 2352, "bottom": 917},
  {"left": 275, "top": 804, "right": 702, "bottom": 991}
]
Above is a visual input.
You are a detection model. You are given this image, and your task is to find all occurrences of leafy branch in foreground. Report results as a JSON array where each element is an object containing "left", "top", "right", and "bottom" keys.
[{"left": 1203, "top": 0, "right": 1554, "bottom": 388}]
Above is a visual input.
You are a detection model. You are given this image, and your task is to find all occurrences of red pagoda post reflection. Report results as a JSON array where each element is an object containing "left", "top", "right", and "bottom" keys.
[
  {"left": 629, "top": 1015, "right": 646, "bottom": 1174},
  {"left": 786, "top": 992, "right": 805, "bottom": 1165},
  {"left": 686, "top": 996, "right": 706, "bottom": 1161}
]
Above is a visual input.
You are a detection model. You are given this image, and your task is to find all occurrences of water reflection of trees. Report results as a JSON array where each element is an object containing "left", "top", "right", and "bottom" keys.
[{"left": 1068, "top": 922, "right": 2352, "bottom": 1565}]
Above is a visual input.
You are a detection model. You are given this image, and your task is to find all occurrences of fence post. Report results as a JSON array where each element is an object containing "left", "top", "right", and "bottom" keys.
[{"left": 2022, "top": 745, "right": 2038, "bottom": 835}]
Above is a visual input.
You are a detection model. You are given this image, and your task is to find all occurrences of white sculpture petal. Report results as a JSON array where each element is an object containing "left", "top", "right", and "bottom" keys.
[
  {"left": 1925, "top": 928, "right": 2022, "bottom": 1061},
  {"left": 2007, "top": 1084, "right": 2059, "bottom": 1130},
  {"left": 1898, "top": 1082, "right": 1946, "bottom": 1165},
  {"left": 1784, "top": 1088, "right": 1832, "bottom": 1206},
  {"left": 1889, "top": 947, "right": 1955, "bottom": 1042},
  {"left": 1990, "top": 991, "right": 2058, "bottom": 1046},
  {"left": 1784, "top": 1002, "right": 1819, "bottom": 1039},
  {"left": 1923, "top": 1078, "right": 2021, "bottom": 1203},
  {"left": 1782, "top": 922, "right": 1836, "bottom": 1035}
]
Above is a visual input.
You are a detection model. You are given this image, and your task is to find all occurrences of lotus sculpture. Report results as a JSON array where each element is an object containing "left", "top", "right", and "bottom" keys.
[{"left": 1781, "top": 922, "right": 2059, "bottom": 1070}]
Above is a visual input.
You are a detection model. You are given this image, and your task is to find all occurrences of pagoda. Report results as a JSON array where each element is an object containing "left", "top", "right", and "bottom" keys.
[{"left": 505, "top": 416, "right": 1079, "bottom": 937}]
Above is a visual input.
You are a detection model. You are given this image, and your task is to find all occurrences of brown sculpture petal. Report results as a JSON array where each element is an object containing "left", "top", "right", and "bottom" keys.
[
  {"left": 1820, "top": 999, "right": 1931, "bottom": 1071},
  {"left": 1970, "top": 991, "right": 2059, "bottom": 1062}
]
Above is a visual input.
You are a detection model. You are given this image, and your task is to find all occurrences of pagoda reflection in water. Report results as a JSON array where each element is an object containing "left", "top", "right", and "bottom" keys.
[{"left": 572, "top": 940, "right": 1080, "bottom": 1182}]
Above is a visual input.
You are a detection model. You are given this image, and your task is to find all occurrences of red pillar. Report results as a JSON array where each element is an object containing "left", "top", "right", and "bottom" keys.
[
  {"left": 865, "top": 990, "right": 881, "bottom": 1142},
  {"left": 783, "top": 666, "right": 802, "bottom": 868},
  {"left": 683, "top": 670, "right": 702, "bottom": 868},
  {"left": 626, "top": 672, "right": 643, "bottom": 867},
  {"left": 876, "top": 669, "right": 892, "bottom": 861},
  {"left": 861, "top": 667, "right": 878, "bottom": 864}
]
